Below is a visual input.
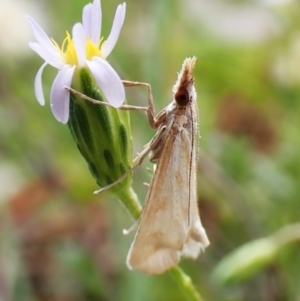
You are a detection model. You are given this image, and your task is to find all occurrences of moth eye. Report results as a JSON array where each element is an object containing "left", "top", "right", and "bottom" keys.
[{"left": 175, "top": 88, "right": 189, "bottom": 105}]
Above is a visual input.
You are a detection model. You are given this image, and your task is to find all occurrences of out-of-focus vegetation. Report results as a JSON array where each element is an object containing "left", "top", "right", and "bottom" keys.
[{"left": 1, "top": 0, "right": 300, "bottom": 300}]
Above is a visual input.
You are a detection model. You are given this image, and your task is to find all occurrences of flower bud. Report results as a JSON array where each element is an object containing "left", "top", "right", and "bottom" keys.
[{"left": 68, "top": 67, "right": 133, "bottom": 194}]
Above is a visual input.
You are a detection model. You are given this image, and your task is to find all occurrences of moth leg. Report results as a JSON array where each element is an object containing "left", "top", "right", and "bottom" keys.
[
  {"left": 94, "top": 144, "right": 152, "bottom": 195},
  {"left": 146, "top": 167, "right": 153, "bottom": 174},
  {"left": 132, "top": 125, "right": 167, "bottom": 166},
  {"left": 65, "top": 86, "right": 148, "bottom": 112},
  {"left": 122, "top": 219, "right": 139, "bottom": 235},
  {"left": 94, "top": 125, "right": 166, "bottom": 194},
  {"left": 93, "top": 165, "right": 136, "bottom": 194},
  {"left": 122, "top": 80, "right": 167, "bottom": 129},
  {"left": 66, "top": 82, "right": 167, "bottom": 128}
]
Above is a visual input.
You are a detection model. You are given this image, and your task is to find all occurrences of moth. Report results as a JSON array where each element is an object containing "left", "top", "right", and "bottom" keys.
[{"left": 67, "top": 57, "right": 210, "bottom": 275}]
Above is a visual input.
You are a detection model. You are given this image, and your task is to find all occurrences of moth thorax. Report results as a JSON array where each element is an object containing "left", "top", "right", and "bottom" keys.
[{"left": 175, "top": 87, "right": 190, "bottom": 106}]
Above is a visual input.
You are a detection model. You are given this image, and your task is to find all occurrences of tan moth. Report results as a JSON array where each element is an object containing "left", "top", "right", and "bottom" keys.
[{"left": 67, "top": 57, "right": 210, "bottom": 275}]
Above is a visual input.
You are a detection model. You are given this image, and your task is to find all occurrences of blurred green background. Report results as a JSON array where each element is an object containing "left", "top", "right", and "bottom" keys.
[{"left": 1, "top": 0, "right": 300, "bottom": 300}]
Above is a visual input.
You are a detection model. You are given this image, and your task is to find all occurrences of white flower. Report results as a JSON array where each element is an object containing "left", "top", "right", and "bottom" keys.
[{"left": 26, "top": 0, "right": 126, "bottom": 124}]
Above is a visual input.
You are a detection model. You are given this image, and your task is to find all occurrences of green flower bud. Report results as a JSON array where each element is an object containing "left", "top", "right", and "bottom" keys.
[{"left": 67, "top": 67, "right": 133, "bottom": 195}]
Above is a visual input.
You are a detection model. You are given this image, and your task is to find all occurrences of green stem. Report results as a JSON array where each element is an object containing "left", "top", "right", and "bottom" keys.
[
  {"left": 170, "top": 266, "right": 204, "bottom": 301},
  {"left": 117, "top": 187, "right": 142, "bottom": 219},
  {"left": 117, "top": 187, "right": 204, "bottom": 301}
]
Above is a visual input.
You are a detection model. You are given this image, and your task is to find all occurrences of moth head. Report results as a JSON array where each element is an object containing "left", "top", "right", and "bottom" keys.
[
  {"left": 173, "top": 57, "right": 197, "bottom": 106},
  {"left": 175, "top": 87, "right": 190, "bottom": 106}
]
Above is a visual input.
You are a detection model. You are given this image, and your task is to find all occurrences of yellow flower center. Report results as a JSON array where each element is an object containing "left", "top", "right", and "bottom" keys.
[{"left": 53, "top": 32, "right": 103, "bottom": 66}]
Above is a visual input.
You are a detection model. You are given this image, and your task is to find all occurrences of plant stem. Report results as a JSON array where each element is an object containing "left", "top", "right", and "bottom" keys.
[
  {"left": 117, "top": 187, "right": 142, "bottom": 219},
  {"left": 170, "top": 266, "right": 204, "bottom": 301}
]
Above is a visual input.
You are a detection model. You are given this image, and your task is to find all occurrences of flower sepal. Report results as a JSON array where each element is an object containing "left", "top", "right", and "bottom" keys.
[{"left": 68, "top": 68, "right": 133, "bottom": 195}]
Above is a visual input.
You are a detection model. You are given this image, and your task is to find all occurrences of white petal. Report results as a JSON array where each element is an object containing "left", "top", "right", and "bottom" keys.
[
  {"left": 91, "top": 0, "right": 101, "bottom": 43},
  {"left": 72, "top": 23, "right": 86, "bottom": 67},
  {"left": 82, "top": 0, "right": 101, "bottom": 43},
  {"left": 82, "top": 3, "right": 92, "bottom": 38},
  {"left": 26, "top": 15, "right": 59, "bottom": 59},
  {"left": 29, "top": 42, "right": 64, "bottom": 69},
  {"left": 34, "top": 62, "right": 48, "bottom": 106},
  {"left": 101, "top": 3, "right": 126, "bottom": 58},
  {"left": 87, "top": 57, "right": 125, "bottom": 107},
  {"left": 50, "top": 65, "right": 75, "bottom": 123}
]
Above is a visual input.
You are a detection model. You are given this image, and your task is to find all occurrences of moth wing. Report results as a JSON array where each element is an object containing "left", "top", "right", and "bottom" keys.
[
  {"left": 181, "top": 102, "right": 209, "bottom": 259},
  {"left": 181, "top": 130, "right": 210, "bottom": 258},
  {"left": 126, "top": 127, "right": 193, "bottom": 274}
]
